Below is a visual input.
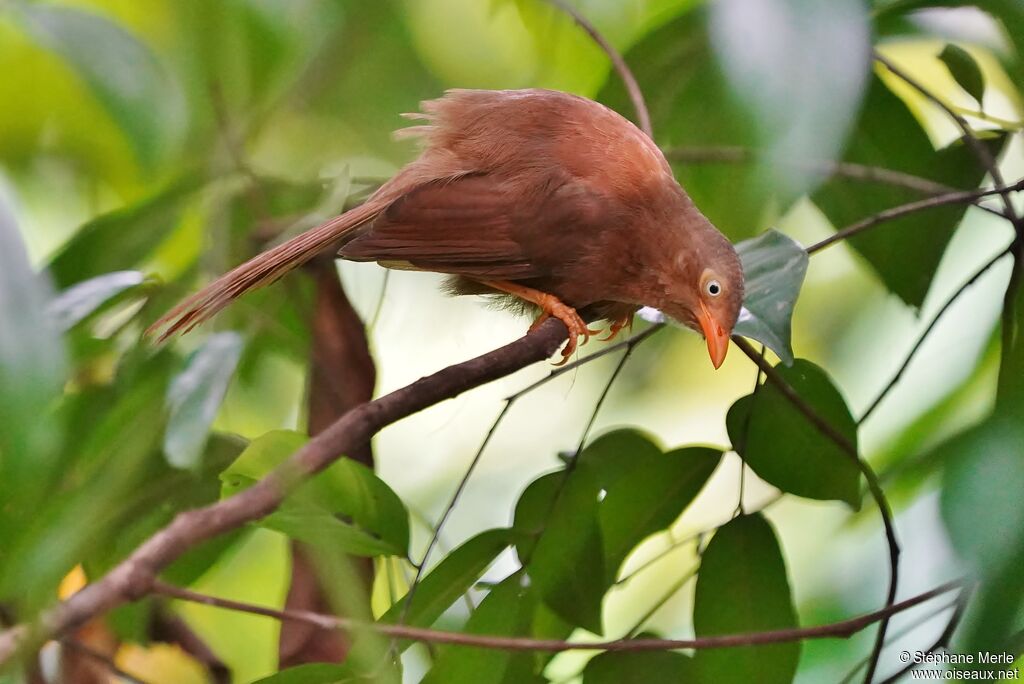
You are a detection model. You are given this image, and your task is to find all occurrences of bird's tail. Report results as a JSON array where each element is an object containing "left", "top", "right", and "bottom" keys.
[{"left": 147, "top": 200, "right": 383, "bottom": 341}]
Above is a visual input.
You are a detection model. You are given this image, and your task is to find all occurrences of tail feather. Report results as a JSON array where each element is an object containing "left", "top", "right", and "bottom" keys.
[{"left": 147, "top": 200, "right": 383, "bottom": 341}]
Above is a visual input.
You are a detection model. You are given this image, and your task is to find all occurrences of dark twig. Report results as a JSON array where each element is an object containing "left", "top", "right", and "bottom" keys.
[
  {"left": 150, "top": 579, "right": 960, "bottom": 653},
  {"left": 806, "top": 182, "right": 1024, "bottom": 255},
  {"left": 859, "top": 246, "right": 1014, "bottom": 424},
  {"left": 878, "top": 588, "right": 970, "bottom": 684},
  {"left": 732, "top": 336, "right": 901, "bottom": 684},
  {"left": 542, "top": 0, "right": 652, "bottom": 138}
]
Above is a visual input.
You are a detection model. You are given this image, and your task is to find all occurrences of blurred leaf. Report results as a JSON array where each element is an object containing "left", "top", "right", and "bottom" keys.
[
  {"left": 600, "top": 447, "right": 721, "bottom": 583},
  {"left": 939, "top": 416, "right": 1024, "bottom": 659},
  {"left": 584, "top": 650, "right": 696, "bottom": 684},
  {"left": 0, "top": 193, "right": 66, "bottom": 527},
  {"left": 47, "top": 176, "right": 203, "bottom": 288},
  {"left": 812, "top": 76, "right": 1006, "bottom": 307},
  {"left": 997, "top": 267, "right": 1023, "bottom": 408},
  {"left": 46, "top": 270, "right": 147, "bottom": 332},
  {"left": 422, "top": 574, "right": 536, "bottom": 684},
  {"left": 381, "top": 528, "right": 513, "bottom": 628},
  {"left": 709, "top": 0, "right": 870, "bottom": 197},
  {"left": 693, "top": 514, "right": 799, "bottom": 684},
  {"left": 14, "top": 3, "right": 185, "bottom": 168},
  {"left": 165, "top": 332, "right": 244, "bottom": 470},
  {"left": 252, "top": 662, "right": 376, "bottom": 683},
  {"left": 938, "top": 43, "right": 986, "bottom": 107},
  {"left": 733, "top": 230, "right": 808, "bottom": 365},
  {"left": 727, "top": 359, "right": 861, "bottom": 508},
  {"left": 598, "top": 8, "right": 774, "bottom": 238},
  {"left": 527, "top": 465, "right": 605, "bottom": 634},
  {"left": 221, "top": 430, "right": 409, "bottom": 556}
]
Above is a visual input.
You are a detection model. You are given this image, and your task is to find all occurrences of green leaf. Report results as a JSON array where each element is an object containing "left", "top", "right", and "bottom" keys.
[
  {"left": 812, "top": 75, "right": 1006, "bottom": 307},
  {"left": 0, "top": 194, "right": 66, "bottom": 518},
  {"left": 513, "top": 472, "right": 563, "bottom": 566},
  {"left": 165, "top": 332, "right": 244, "bottom": 470},
  {"left": 997, "top": 263, "right": 1024, "bottom": 409},
  {"left": 220, "top": 430, "right": 410, "bottom": 556},
  {"left": 600, "top": 447, "right": 722, "bottom": 583},
  {"left": 578, "top": 429, "right": 663, "bottom": 485},
  {"left": 14, "top": 4, "right": 185, "bottom": 168},
  {"left": 939, "top": 416, "right": 1024, "bottom": 659},
  {"left": 46, "top": 176, "right": 203, "bottom": 289},
  {"left": 693, "top": 514, "right": 799, "bottom": 684},
  {"left": 381, "top": 528, "right": 513, "bottom": 628},
  {"left": 597, "top": 7, "right": 775, "bottom": 239},
  {"left": 733, "top": 230, "right": 808, "bottom": 365},
  {"left": 46, "top": 270, "right": 147, "bottom": 332},
  {"left": 727, "top": 359, "right": 861, "bottom": 508},
  {"left": 584, "top": 650, "right": 696, "bottom": 684},
  {"left": 527, "top": 465, "right": 605, "bottom": 633},
  {"left": 938, "top": 43, "right": 986, "bottom": 107},
  {"left": 251, "top": 662, "right": 384, "bottom": 684},
  {"left": 422, "top": 574, "right": 536, "bottom": 684}
]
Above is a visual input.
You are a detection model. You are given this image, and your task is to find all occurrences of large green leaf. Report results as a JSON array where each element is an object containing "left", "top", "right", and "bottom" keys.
[
  {"left": 220, "top": 430, "right": 410, "bottom": 556},
  {"left": 526, "top": 465, "right": 605, "bottom": 634},
  {"left": 599, "top": 447, "right": 721, "bottom": 583},
  {"left": 381, "top": 528, "right": 513, "bottom": 628},
  {"left": 693, "top": 514, "right": 799, "bottom": 684},
  {"left": 46, "top": 176, "right": 203, "bottom": 289},
  {"left": 597, "top": 7, "right": 775, "bottom": 239},
  {"left": 812, "top": 75, "right": 1006, "bottom": 307},
  {"left": 422, "top": 574, "right": 537, "bottom": 684},
  {"left": 733, "top": 230, "right": 808, "bottom": 365},
  {"left": 0, "top": 195, "right": 66, "bottom": 529},
  {"left": 164, "top": 332, "right": 244, "bottom": 470},
  {"left": 584, "top": 650, "right": 696, "bottom": 684},
  {"left": 939, "top": 416, "right": 1024, "bottom": 666},
  {"left": 14, "top": 3, "right": 185, "bottom": 168},
  {"left": 727, "top": 359, "right": 861, "bottom": 508}
]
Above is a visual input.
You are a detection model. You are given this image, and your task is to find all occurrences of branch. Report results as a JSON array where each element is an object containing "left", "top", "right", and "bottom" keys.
[
  {"left": 806, "top": 181, "right": 1024, "bottom": 255},
  {"left": 542, "top": 0, "right": 652, "bottom": 138},
  {"left": 664, "top": 146, "right": 956, "bottom": 196},
  {"left": 0, "top": 319, "right": 573, "bottom": 664},
  {"left": 732, "top": 337, "right": 901, "bottom": 684},
  {"left": 148, "top": 579, "right": 960, "bottom": 653}
]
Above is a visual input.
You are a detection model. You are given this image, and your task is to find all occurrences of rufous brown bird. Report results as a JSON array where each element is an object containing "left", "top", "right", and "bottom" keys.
[{"left": 150, "top": 89, "right": 743, "bottom": 367}]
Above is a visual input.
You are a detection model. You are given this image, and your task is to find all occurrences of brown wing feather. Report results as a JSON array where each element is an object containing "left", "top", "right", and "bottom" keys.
[{"left": 339, "top": 173, "right": 543, "bottom": 280}]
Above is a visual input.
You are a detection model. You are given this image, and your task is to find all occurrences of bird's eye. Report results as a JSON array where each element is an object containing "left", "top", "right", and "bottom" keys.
[{"left": 706, "top": 279, "right": 722, "bottom": 297}]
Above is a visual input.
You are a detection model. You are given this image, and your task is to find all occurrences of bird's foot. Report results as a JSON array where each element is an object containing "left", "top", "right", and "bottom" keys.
[{"left": 599, "top": 314, "right": 634, "bottom": 342}]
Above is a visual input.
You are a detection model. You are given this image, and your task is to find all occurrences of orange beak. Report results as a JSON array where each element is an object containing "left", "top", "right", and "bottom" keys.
[{"left": 698, "top": 301, "right": 730, "bottom": 370}]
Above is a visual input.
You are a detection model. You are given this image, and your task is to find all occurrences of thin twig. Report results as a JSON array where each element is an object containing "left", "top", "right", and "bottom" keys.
[
  {"left": 877, "top": 588, "right": 970, "bottom": 684},
  {"left": 150, "top": 579, "right": 960, "bottom": 653},
  {"left": 859, "top": 246, "right": 1014, "bottom": 424},
  {"left": 732, "top": 336, "right": 901, "bottom": 684},
  {"left": 541, "top": 0, "right": 652, "bottom": 137},
  {"left": 806, "top": 181, "right": 1024, "bottom": 255}
]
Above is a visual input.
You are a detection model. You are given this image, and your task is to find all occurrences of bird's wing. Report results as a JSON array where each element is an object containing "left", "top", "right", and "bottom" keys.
[{"left": 338, "top": 171, "right": 612, "bottom": 281}]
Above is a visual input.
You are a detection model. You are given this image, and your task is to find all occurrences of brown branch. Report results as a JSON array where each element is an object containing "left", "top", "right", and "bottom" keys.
[
  {"left": 149, "top": 579, "right": 960, "bottom": 653},
  {"left": 664, "top": 146, "right": 956, "bottom": 196},
  {"left": 0, "top": 319, "right": 572, "bottom": 665},
  {"left": 732, "top": 336, "right": 901, "bottom": 684},
  {"left": 806, "top": 180, "right": 1024, "bottom": 255},
  {"left": 542, "top": 0, "right": 652, "bottom": 138},
  {"left": 859, "top": 246, "right": 1014, "bottom": 424}
]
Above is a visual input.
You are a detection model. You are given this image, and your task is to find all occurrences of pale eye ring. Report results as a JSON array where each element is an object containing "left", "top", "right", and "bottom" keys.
[{"left": 706, "top": 279, "right": 722, "bottom": 297}]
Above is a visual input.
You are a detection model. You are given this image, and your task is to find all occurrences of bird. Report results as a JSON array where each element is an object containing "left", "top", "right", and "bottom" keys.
[{"left": 149, "top": 88, "right": 743, "bottom": 367}]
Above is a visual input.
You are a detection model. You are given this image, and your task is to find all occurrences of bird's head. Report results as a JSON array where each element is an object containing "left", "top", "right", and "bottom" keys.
[{"left": 660, "top": 227, "right": 744, "bottom": 369}]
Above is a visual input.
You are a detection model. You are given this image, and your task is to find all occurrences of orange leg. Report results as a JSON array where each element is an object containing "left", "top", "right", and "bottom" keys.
[
  {"left": 599, "top": 314, "right": 634, "bottom": 342},
  {"left": 479, "top": 280, "right": 599, "bottom": 362}
]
